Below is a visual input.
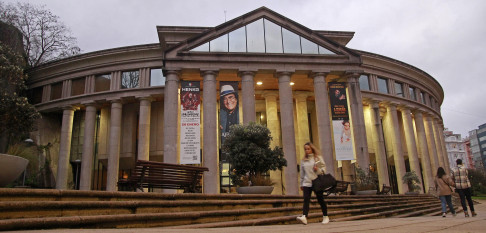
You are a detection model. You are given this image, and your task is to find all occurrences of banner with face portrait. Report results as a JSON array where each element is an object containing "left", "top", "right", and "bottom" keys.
[
  {"left": 219, "top": 81, "right": 239, "bottom": 160},
  {"left": 328, "top": 82, "right": 354, "bottom": 161},
  {"left": 180, "top": 81, "right": 201, "bottom": 164}
]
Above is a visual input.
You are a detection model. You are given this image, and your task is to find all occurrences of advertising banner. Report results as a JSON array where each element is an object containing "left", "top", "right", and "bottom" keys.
[
  {"left": 219, "top": 81, "right": 239, "bottom": 160},
  {"left": 328, "top": 82, "right": 354, "bottom": 160},
  {"left": 180, "top": 81, "right": 201, "bottom": 164}
]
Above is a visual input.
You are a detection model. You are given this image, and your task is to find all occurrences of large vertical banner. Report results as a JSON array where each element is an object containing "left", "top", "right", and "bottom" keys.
[
  {"left": 219, "top": 81, "right": 239, "bottom": 160},
  {"left": 180, "top": 81, "right": 201, "bottom": 164},
  {"left": 329, "top": 82, "right": 354, "bottom": 160}
]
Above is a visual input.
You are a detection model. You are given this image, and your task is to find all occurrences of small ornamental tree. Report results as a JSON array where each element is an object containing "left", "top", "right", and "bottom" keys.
[
  {"left": 0, "top": 42, "right": 40, "bottom": 152},
  {"left": 402, "top": 171, "right": 421, "bottom": 193},
  {"left": 222, "top": 122, "right": 287, "bottom": 186}
]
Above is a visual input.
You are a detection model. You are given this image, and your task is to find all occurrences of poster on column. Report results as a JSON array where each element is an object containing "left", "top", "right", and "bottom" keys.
[
  {"left": 180, "top": 81, "right": 201, "bottom": 164},
  {"left": 219, "top": 81, "right": 239, "bottom": 160},
  {"left": 328, "top": 82, "right": 354, "bottom": 160}
]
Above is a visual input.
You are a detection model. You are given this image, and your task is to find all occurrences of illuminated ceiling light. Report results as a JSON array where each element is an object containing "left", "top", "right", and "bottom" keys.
[
  {"left": 256, "top": 81, "right": 263, "bottom": 85},
  {"left": 290, "top": 82, "right": 295, "bottom": 86}
]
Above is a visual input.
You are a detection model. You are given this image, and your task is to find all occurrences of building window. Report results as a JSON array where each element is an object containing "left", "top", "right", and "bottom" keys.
[
  {"left": 409, "top": 87, "right": 416, "bottom": 101},
  {"left": 359, "top": 75, "right": 370, "bottom": 91},
  {"left": 377, "top": 77, "right": 388, "bottom": 94},
  {"left": 28, "top": 86, "right": 43, "bottom": 104},
  {"left": 50, "top": 82, "right": 62, "bottom": 100},
  {"left": 121, "top": 70, "right": 140, "bottom": 89},
  {"left": 191, "top": 18, "right": 336, "bottom": 55},
  {"left": 420, "top": 92, "right": 425, "bottom": 104},
  {"left": 71, "top": 77, "right": 85, "bottom": 96},
  {"left": 150, "top": 68, "right": 165, "bottom": 86},
  {"left": 394, "top": 82, "right": 404, "bottom": 97},
  {"left": 94, "top": 74, "right": 111, "bottom": 92}
]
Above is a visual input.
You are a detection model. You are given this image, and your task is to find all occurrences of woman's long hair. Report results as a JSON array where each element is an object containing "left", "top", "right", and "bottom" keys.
[
  {"left": 304, "top": 142, "right": 319, "bottom": 160},
  {"left": 436, "top": 167, "right": 446, "bottom": 178}
]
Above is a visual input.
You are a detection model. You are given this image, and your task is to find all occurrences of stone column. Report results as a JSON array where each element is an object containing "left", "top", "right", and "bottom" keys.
[
  {"left": 137, "top": 97, "right": 153, "bottom": 161},
  {"left": 276, "top": 71, "right": 298, "bottom": 195},
  {"left": 400, "top": 107, "right": 424, "bottom": 193},
  {"left": 368, "top": 101, "right": 390, "bottom": 187},
  {"left": 312, "top": 72, "right": 334, "bottom": 175},
  {"left": 424, "top": 114, "right": 439, "bottom": 174},
  {"left": 263, "top": 91, "right": 283, "bottom": 194},
  {"left": 295, "top": 92, "right": 310, "bottom": 162},
  {"left": 106, "top": 100, "right": 122, "bottom": 191},
  {"left": 79, "top": 103, "right": 97, "bottom": 191},
  {"left": 385, "top": 103, "right": 408, "bottom": 194},
  {"left": 438, "top": 123, "right": 451, "bottom": 173},
  {"left": 202, "top": 70, "right": 218, "bottom": 194},
  {"left": 240, "top": 71, "right": 256, "bottom": 124},
  {"left": 56, "top": 107, "right": 75, "bottom": 190},
  {"left": 413, "top": 110, "right": 433, "bottom": 192},
  {"left": 163, "top": 70, "right": 180, "bottom": 164},
  {"left": 346, "top": 73, "right": 370, "bottom": 170},
  {"left": 432, "top": 118, "right": 445, "bottom": 169}
]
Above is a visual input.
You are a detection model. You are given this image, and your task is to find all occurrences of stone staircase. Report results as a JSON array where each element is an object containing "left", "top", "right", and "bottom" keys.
[{"left": 0, "top": 188, "right": 442, "bottom": 231}]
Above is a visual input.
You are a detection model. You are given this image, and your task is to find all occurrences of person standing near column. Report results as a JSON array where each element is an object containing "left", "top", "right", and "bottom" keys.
[
  {"left": 296, "top": 142, "right": 329, "bottom": 225},
  {"left": 434, "top": 167, "right": 456, "bottom": 217},
  {"left": 452, "top": 159, "right": 476, "bottom": 217}
]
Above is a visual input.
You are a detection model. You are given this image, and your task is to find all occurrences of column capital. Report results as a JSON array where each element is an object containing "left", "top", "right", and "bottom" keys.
[
  {"left": 107, "top": 98, "right": 122, "bottom": 104},
  {"left": 294, "top": 91, "right": 309, "bottom": 101},
  {"left": 275, "top": 70, "right": 294, "bottom": 78},
  {"left": 163, "top": 68, "right": 181, "bottom": 77},
  {"left": 343, "top": 70, "right": 364, "bottom": 80},
  {"left": 262, "top": 90, "right": 279, "bottom": 99},
  {"left": 62, "top": 106, "right": 77, "bottom": 111},
  {"left": 238, "top": 70, "right": 257, "bottom": 77},
  {"left": 310, "top": 70, "right": 330, "bottom": 78},
  {"left": 200, "top": 69, "right": 219, "bottom": 77},
  {"left": 136, "top": 96, "right": 154, "bottom": 102}
]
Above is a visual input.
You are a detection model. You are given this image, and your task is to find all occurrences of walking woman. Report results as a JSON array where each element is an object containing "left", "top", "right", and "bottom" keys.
[
  {"left": 296, "top": 142, "right": 329, "bottom": 225},
  {"left": 434, "top": 167, "right": 456, "bottom": 217}
]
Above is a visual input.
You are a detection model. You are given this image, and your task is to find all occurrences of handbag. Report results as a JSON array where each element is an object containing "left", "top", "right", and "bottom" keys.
[{"left": 312, "top": 173, "right": 337, "bottom": 193}]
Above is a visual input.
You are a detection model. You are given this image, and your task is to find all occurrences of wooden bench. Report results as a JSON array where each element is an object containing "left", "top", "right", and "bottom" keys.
[
  {"left": 377, "top": 184, "right": 392, "bottom": 195},
  {"left": 118, "top": 160, "right": 209, "bottom": 193},
  {"left": 325, "top": 180, "right": 350, "bottom": 196}
]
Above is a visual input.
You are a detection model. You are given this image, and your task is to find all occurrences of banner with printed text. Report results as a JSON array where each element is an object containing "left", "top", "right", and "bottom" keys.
[
  {"left": 328, "top": 82, "right": 354, "bottom": 160},
  {"left": 180, "top": 81, "right": 201, "bottom": 164}
]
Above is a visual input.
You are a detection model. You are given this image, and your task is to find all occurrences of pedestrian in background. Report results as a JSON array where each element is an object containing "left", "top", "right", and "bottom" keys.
[
  {"left": 434, "top": 167, "right": 456, "bottom": 217},
  {"left": 452, "top": 159, "right": 477, "bottom": 217}
]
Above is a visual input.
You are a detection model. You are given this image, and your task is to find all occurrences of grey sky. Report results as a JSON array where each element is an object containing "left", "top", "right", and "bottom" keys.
[{"left": 4, "top": 0, "right": 486, "bottom": 137}]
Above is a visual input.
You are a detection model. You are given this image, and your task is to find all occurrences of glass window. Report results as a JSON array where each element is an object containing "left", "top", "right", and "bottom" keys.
[
  {"left": 394, "top": 82, "right": 404, "bottom": 97},
  {"left": 301, "top": 37, "right": 318, "bottom": 54},
  {"left": 246, "top": 19, "right": 265, "bottom": 53},
  {"left": 359, "top": 75, "right": 370, "bottom": 91},
  {"left": 191, "top": 42, "right": 209, "bottom": 52},
  {"left": 210, "top": 34, "right": 228, "bottom": 52},
  {"left": 409, "top": 87, "right": 416, "bottom": 100},
  {"left": 150, "top": 69, "right": 165, "bottom": 86},
  {"left": 121, "top": 70, "right": 140, "bottom": 89},
  {"left": 319, "top": 45, "right": 333, "bottom": 54},
  {"left": 228, "top": 27, "right": 246, "bottom": 52},
  {"left": 264, "top": 19, "right": 283, "bottom": 53},
  {"left": 71, "top": 77, "right": 85, "bottom": 96},
  {"left": 95, "top": 74, "right": 111, "bottom": 92},
  {"left": 377, "top": 77, "right": 388, "bottom": 94},
  {"left": 429, "top": 97, "right": 434, "bottom": 107},
  {"left": 282, "top": 28, "right": 301, "bottom": 53},
  {"left": 420, "top": 92, "right": 425, "bottom": 104},
  {"left": 27, "top": 86, "right": 43, "bottom": 104},
  {"left": 50, "top": 82, "right": 62, "bottom": 100}
]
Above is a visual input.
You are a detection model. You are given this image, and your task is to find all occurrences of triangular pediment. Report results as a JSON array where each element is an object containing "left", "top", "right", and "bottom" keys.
[{"left": 163, "top": 7, "right": 360, "bottom": 60}]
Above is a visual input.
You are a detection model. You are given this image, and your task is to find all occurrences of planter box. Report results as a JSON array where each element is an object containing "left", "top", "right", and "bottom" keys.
[
  {"left": 236, "top": 186, "right": 274, "bottom": 194},
  {"left": 0, "top": 153, "right": 29, "bottom": 187}
]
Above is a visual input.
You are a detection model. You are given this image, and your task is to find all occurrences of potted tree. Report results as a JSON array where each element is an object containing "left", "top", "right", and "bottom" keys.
[
  {"left": 402, "top": 171, "right": 421, "bottom": 194},
  {"left": 354, "top": 167, "right": 378, "bottom": 195},
  {"left": 222, "top": 122, "right": 287, "bottom": 194}
]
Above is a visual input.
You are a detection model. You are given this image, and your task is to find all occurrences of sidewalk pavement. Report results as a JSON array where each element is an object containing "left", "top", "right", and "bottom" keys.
[{"left": 6, "top": 200, "right": 485, "bottom": 233}]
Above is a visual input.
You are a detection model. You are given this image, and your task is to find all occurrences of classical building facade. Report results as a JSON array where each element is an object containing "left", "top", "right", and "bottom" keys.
[{"left": 26, "top": 7, "right": 448, "bottom": 195}]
